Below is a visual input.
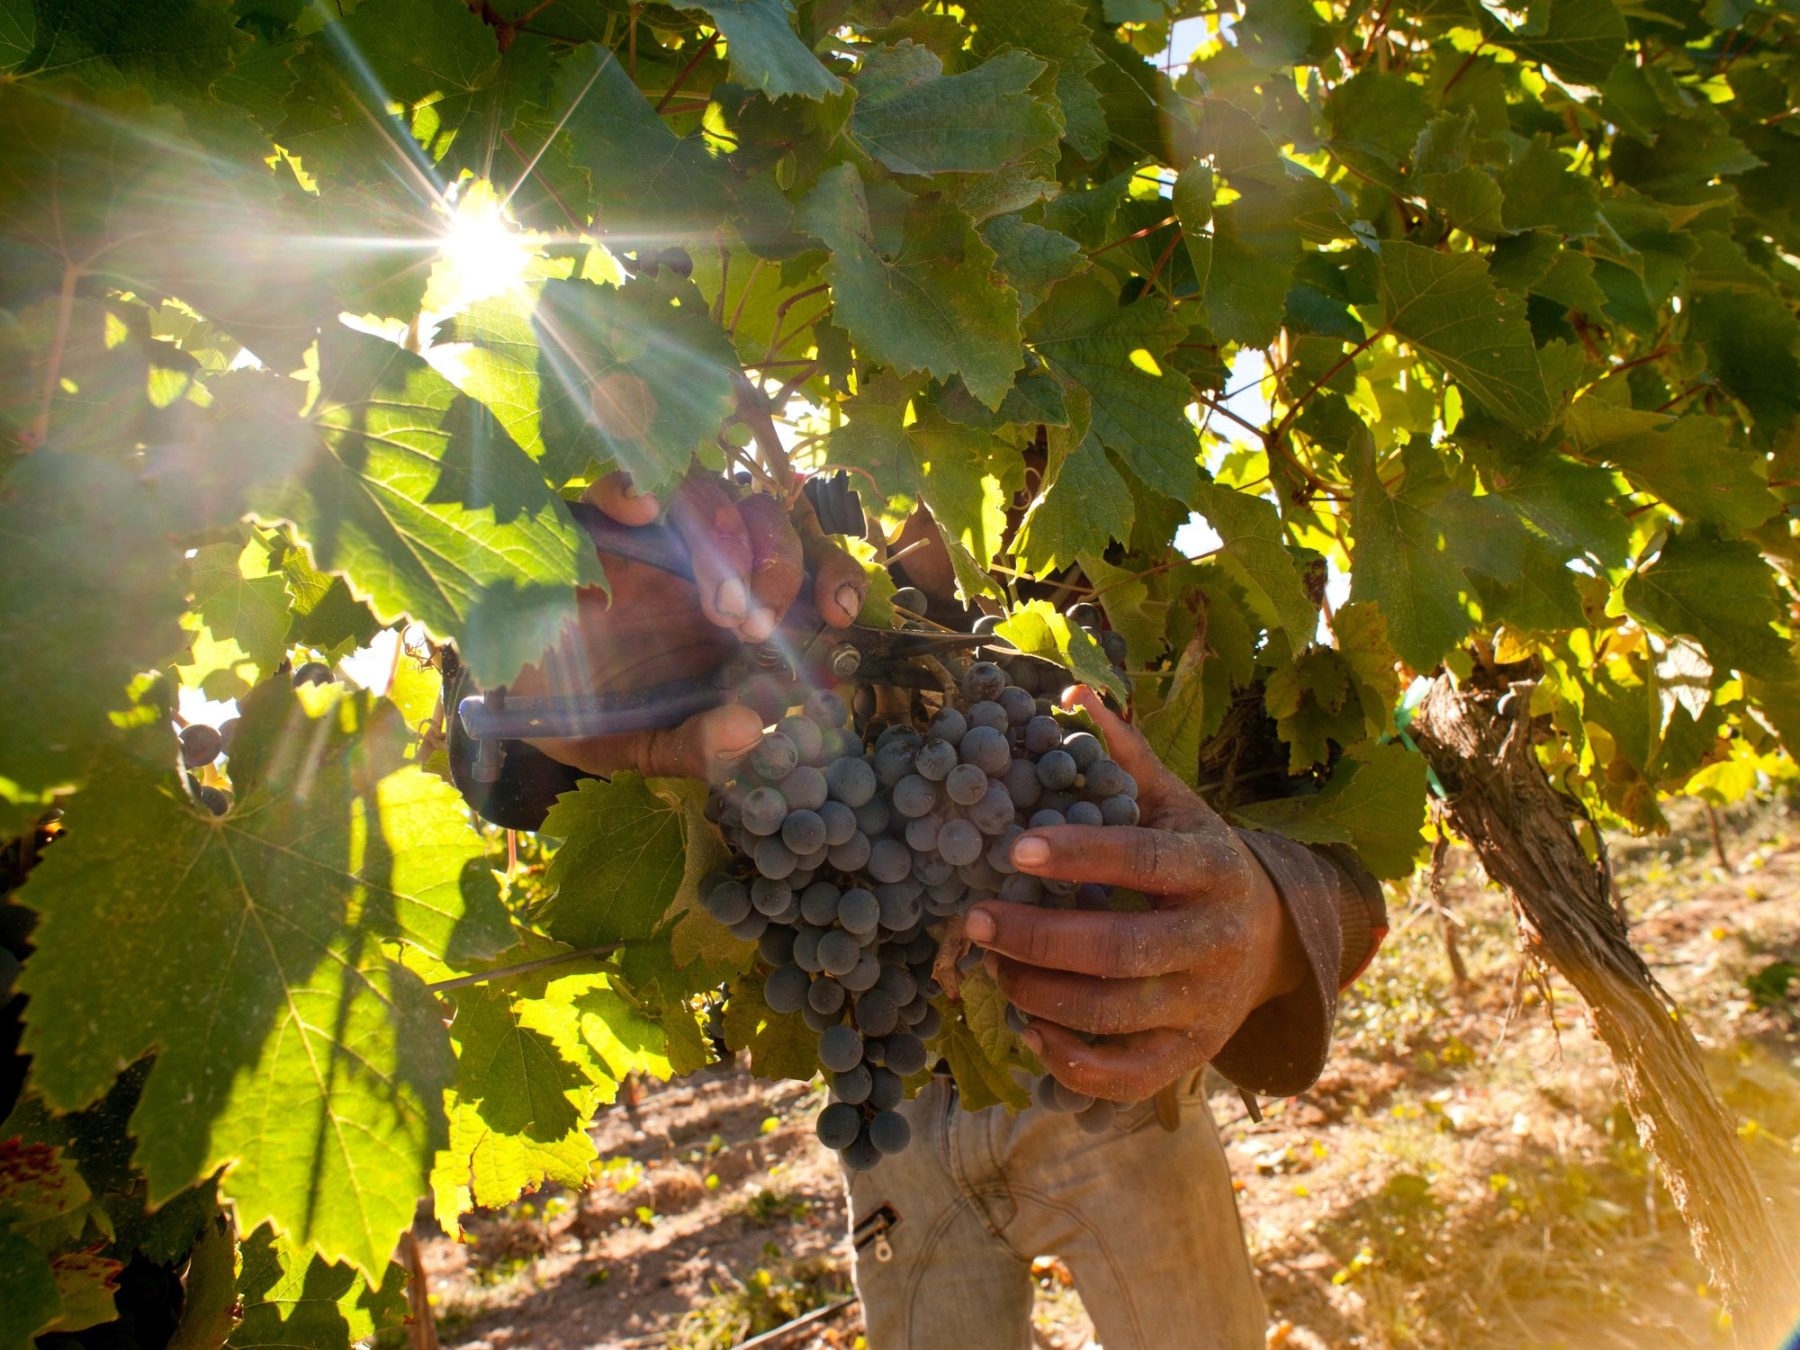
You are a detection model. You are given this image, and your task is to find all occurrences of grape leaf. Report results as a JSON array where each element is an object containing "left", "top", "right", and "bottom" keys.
[
  {"left": 1027, "top": 274, "right": 1197, "bottom": 501},
  {"left": 1192, "top": 482, "right": 1318, "bottom": 644},
  {"left": 437, "top": 289, "right": 546, "bottom": 463},
  {"left": 1140, "top": 629, "right": 1218, "bottom": 788},
  {"left": 0, "top": 452, "right": 186, "bottom": 810},
  {"left": 801, "top": 164, "right": 1023, "bottom": 409},
  {"left": 722, "top": 977, "right": 818, "bottom": 1082},
  {"left": 996, "top": 600, "right": 1126, "bottom": 701},
  {"left": 1498, "top": 136, "right": 1601, "bottom": 237},
  {"left": 1379, "top": 241, "right": 1553, "bottom": 432},
  {"left": 1493, "top": 0, "right": 1627, "bottom": 87},
  {"left": 533, "top": 275, "right": 740, "bottom": 492},
  {"left": 941, "top": 974, "right": 1031, "bottom": 1113},
  {"left": 1014, "top": 389, "right": 1135, "bottom": 576},
  {"left": 536, "top": 774, "right": 690, "bottom": 948},
  {"left": 1234, "top": 742, "right": 1428, "bottom": 879},
  {"left": 686, "top": 0, "right": 843, "bottom": 101},
  {"left": 262, "top": 326, "right": 606, "bottom": 688},
  {"left": 17, "top": 684, "right": 510, "bottom": 1278},
  {"left": 232, "top": 1223, "right": 408, "bottom": 1348},
  {"left": 0, "top": 1225, "right": 60, "bottom": 1347},
  {"left": 188, "top": 540, "right": 293, "bottom": 681},
  {"left": 13, "top": 0, "right": 247, "bottom": 95},
  {"left": 1563, "top": 402, "right": 1778, "bottom": 530},
  {"left": 1623, "top": 528, "right": 1790, "bottom": 681},
  {"left": 555, "top": 44, "right": 731, "bottom": 239},
  {"left": 850, "top": 42, "right": 1060, "bottom": 176}
]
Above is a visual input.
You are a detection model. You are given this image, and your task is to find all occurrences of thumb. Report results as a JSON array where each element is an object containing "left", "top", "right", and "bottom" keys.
[
  {"left": 529, "top": 703, "right": 764, "bottom": 783},
  {"left": 1059, "top": 684, "right": 1207, "bottom": 820}
]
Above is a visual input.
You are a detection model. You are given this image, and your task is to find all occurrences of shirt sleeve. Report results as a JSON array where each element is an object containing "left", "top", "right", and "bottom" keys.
[{"left": 1207, "top": 830, "right": 1388, "bottom": 1098}]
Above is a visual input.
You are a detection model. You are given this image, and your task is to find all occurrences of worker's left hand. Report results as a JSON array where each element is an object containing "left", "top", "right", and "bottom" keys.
[{"left": 964, "top": 685, "right": 1308, "bottom": 1103}]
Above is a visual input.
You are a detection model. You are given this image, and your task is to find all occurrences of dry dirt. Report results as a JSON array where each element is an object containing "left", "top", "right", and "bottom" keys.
[{"left": 413, "top": 798, "right": 1800, "bottom": 1350}]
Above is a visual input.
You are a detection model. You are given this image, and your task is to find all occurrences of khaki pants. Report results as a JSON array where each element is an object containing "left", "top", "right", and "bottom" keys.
[{"left": 845, "top": 1073, "right": 1267, "bottom": 1349}]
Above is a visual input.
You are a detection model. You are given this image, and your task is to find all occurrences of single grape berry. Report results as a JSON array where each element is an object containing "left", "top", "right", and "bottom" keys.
[
  {"left": 832, "top": 1064, "right": 873, "bottom": 1105},
  {"left": 1085, "top": 758, "right": 1130, "bottom": 799},
  {"left": 1036, "top": 750, "right": 1078, "bottom": 790},
  {"left": 819, "top": 799, "right": 858, "bottom": 846},
  {"left": 945, "top": 763, "right": 989, "bottom": 806},
  {"left": 804, "top": 688, "right": 849, "bottom": 727},
  {"left": 914, "top": 737, "right": 957, "bottom": 782},
  {"left": 958, "top": 725, "right": 1010, "bottom": 776},
  {"left": 838, "top": 887, "right": 881, "bottom": 936},
  {"left": 816, "top": 1101, "right": 862, "bottom": 1150},
  {"left": 873, "top": 740, "right": 916, "bottom": 787},
  {"left": 218, "top": 716, "right": 241, "bottom": 755},
  {"left": 826, "top": 755, "right": 878, "bottom": 807},
  {"left": 1001, "top": 758, "right": 1042, "bottom": 810},
  {"left": 903, "top": 815, "right": 940, "bottom": 852},
  {"left": 760, "top": 927, "right": 797, "bottom": 964},
  {"left": 1067, "top": 602, "right": 1101, "bottom": 628},
  {"left": 819, "top": 1024, "right": 865, "bottom": 1073},
  {"left": 937, "top": 819, "right": 983, "bottom": 866},
  {"left": 765, "top": 963, "right": 810, "bottom": 1014},
  {"left": 784, "top": 765, "right": 829, "bottom": 811},
  {"left": 1023, "top": 715, "right": 1062, "bottom": 756},
  {"left": 997, "top": 686, "right": 1036, "bottom": 726},
  {"left": 1028, "top": 808, "right": 1066, "bottom": 830},
  {"left": 781, "top": 808, "right": 827, "bottom": 854},
  {"left": 1063, "top": 732, "right": 1103, "bottom": 770},
  {"left": 751, "top": 876, "right": 793, "bottom": 917},
  {"left": 818, "top": 930, "right": 862, "bottom": 977},
  {"left": 891, "top": 585, "right": 928, "bottom": 617},
  {"left": 884, "top": 1031, "right": 928, "bottom": 1076},
  {"left": 964, "top": 661, "right": 1007, "bottom": 702},
  {"left": 868, "top": 1066, "right": 904, "bottom": 1111},
  {"left": 180, "top": 723, "right": 223, "bottom": 768},
  {"left": 1100, "top": 795, "right": 1140, "bottom": 827},
  {"left": 1101, "top": 630, "right": 1128, "bottom": 666},
  {"left": 741, "top": 786, "right": 787, "bottom": 836},
  {"left": 800, "top": 881, "right": 842, "bottom": 926},
  {"left": 755, "top": 835, "right": 798, "bottom": 880},
  {"left": 197, "top": 785, "right": 231, "bottom": 816},
  {"left": 841, "top": 1132, "right": 882, "bottom": 1171},
  {"left": 827, "top": 831, "right": 872, "bottom": 872},
  {"left": 292, "top": 661, "right": 332, "bottom": 687},
  {"left": 704, "top": 877, "right": 752, "bottom": 925},
  {"left": 891, "top": 774, "right": 938, "bottom": 818},
  {"left": 869, "top": 1110, "right": 912, "bottom": 1155},
  {"left": 1066, "top": 800, "right": 1104, "bottom": 827},
  {"left": 967, "top": 700, "right": 1008, "bottom": 731},
  {"left": 778, "top": 716, "right": 824, "bottom": 764},
  {"left": 867, "top": 838, "right": 913, "bottom": 885},
  {"left": 809, "top": 977, "right": 848, "bottom": 1016},
  {"left": 856, "top": 988, "right": 901, "bottom": 1037},
  {"left": 928, "top": 707, "right": 968, "bottom": 744}
]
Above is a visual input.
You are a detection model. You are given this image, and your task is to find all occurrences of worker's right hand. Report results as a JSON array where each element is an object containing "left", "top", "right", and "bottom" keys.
[{"left": 509, "top": 472, "right": 868, "bottom": 782}]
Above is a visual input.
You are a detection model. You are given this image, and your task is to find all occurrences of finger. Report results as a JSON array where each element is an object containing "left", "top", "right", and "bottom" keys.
[
  {"left": 1023, "top": 1022, "right": 1209, "bottom": 1103},
  {"left": 965, "top": 901, "right": 1250, "bottom": 980},
  {"left": 1060, "top": 684, "right": 1191, "bottom": 805},
  {"left": 582, "top": 472, "right": 660, "bottom": 527},
  {"left": 528, "top": 703, "right": 763, "bottom": 782},
  {"left": 737, "top": 492, "right": 804, "bottom": 641},
  {"left": 791, "top": 490, "right": 868, "bottom": 628},
  {"left": 668, "top": 478, "right": 755, "bottom": 632},
  {"left": 1009, "top": 824, "right": 1251, "bottom": 895},
  {"left": 990, "top": 957, "right": 1205, "bottom": 1036}
]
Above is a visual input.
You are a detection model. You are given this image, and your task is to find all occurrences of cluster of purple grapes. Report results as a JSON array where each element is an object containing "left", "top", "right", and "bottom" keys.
[{"left": 699, "top": 654, "right": 1139, "bottom": 1168}]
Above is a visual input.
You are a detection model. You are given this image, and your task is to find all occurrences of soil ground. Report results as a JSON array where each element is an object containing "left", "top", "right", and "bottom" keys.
[{"left": 413, "top": 797, "right": 1800, "bottom": 1349}]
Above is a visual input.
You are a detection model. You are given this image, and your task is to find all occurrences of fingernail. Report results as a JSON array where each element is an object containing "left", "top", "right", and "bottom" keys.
[
  {"left": 715, "top": 576, "right": 748, "bottom": 619},
  {"left": 965, "top": 909, "right": 995, "bottom": 943},
  {"left": 1021, "top": 1028, "right": 1043, "bottom": 1055},
  {"left": 1012, "top": 836, "right": 1050, "bottom": 868},
  {"left": 835, "top": 582, "right": 862, "bottom": 617},
  {"left": 741, "top": 606, "right": 776, "bottom": 641}
]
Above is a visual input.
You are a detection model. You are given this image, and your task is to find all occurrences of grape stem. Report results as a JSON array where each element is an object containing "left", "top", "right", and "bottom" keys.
[{"left": 426, "top": 942, "right": 632, "bottom": 993}]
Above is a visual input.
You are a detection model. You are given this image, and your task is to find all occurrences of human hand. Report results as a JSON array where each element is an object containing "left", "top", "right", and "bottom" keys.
[
  {"left": 965, "top": 686, "right": 1308, "bottom": 1102},
  {"left": 511, "top": 472, "right": 867, "bottom": 781}
]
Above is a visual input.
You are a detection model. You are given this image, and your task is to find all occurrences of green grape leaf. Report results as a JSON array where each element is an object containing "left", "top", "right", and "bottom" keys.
[
  {"left": 0, "top": 0, "right": 34, "bottom": 72},
  {"left": 1622, "top": 529, "right": 1789, "bottom": 681},
  {"left": 0, "top": 1225, "right": 60, "bottom": 1347},
  {"left": 1192, "top": 482, "right": 1318, "bottom": 644},
  {"left": 1140, "top": 628, "right": 1219, "bottom": 787},
  {"left": 188, "top": 540, "right": 293, "bottom": 680},
  {"left": 1350, "top": 437, "right": 1533, "bottom": 670},
  {"left": 1028, "top": 275, "right": 1197, "bottom": 501},
  {"left": 231, "top": 1223, "right": 408, "bottom": 1348},
  {"left": 274, "top": 0, "right": 499, "bottom": 184},
  {"left": 534, "top": 275, "right": 740, "bottom": 492},
  {"left": 14, "top": 0, "right": 246, "bottom": 94},
  {"left": 536, "top": 774, "right": 690, "bottom": 949},
  {"left": 1563, "top": 402, "right": 1779, "bottom": 530},
  {"left": 802, "top": 164, "right": 1023, "bottom": 409},
  {"left": 979, "top": 215, "right": 1083, "bottom": 314},
  {"left": 17, "top": 684, "right": 509, "bottom": 1278},
  {"left": 431, "top": 943, "right": 611, "bottom": 1229},
  {"left": 437, "top": 289, "right": 545, "bottom": 463},
  {"left": 1379, "top": 242, "right": 1552, "bottom": 433},
  {"left": 1235, "top": 742, "right": 1428, "bottom": 879},
  {"left": 1493, "top": 0, "right": 1627, "bottom": 87},
  {"left": 996, "top": 600, "right": 1126, "bottom": 702},
  {"left": 1265, "top": 641, "right": 1362, "bottom": 770},
  {"left": 722, "top": 977, "right": 819, "bottom": 1082},
  {"left": 262, "top": 327, "right": 607, "bottom": 689},
  {"left": 0, "top": 452, "right": 186, "bottom": 807},
  {"left": 850, "top": 43, "right": 1060, "bottom": 176},
  {"left": 1014, "top": 391, "right": 1135, "bottom": 577},
  {"left": 555, "top": 44, "right": 731, "bottom": 238},
  {"left": 1497, "top": 136, "right": 1602, "bottom": 237},
  {"left": 686, "top": 0, "right": 843, "bottom": 100},
  {"left": 942, "top": 973, "right": 1031, "bottom": 1113},
  {"left": 281, "top": 543, "right": 384, "bottom": 663}
]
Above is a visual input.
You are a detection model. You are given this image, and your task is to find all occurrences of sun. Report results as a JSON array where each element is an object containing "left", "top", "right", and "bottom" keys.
[{"left": 424, "top": 179, "right": 541, "bottom": 317}]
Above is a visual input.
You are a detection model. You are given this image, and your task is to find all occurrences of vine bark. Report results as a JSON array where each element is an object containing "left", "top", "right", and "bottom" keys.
[{"left": 1409, "top": 674, "right": 1799, "bottom": 1343}]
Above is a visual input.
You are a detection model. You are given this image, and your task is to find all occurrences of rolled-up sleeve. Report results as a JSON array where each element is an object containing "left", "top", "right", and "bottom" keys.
[{"left": 1209, "top": 830, "right": 1387, "bottom": 1098}]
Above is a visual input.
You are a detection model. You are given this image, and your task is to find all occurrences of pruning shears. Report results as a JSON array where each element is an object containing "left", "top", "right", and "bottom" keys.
[{"left": 448, "top": 499, "right": 987, "bottom": 803}]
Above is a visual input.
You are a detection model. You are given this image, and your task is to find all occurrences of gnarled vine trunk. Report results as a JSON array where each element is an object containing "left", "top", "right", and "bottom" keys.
[{"left": 1409, "top": 675, "right": 1799, "bottom": 1345}]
